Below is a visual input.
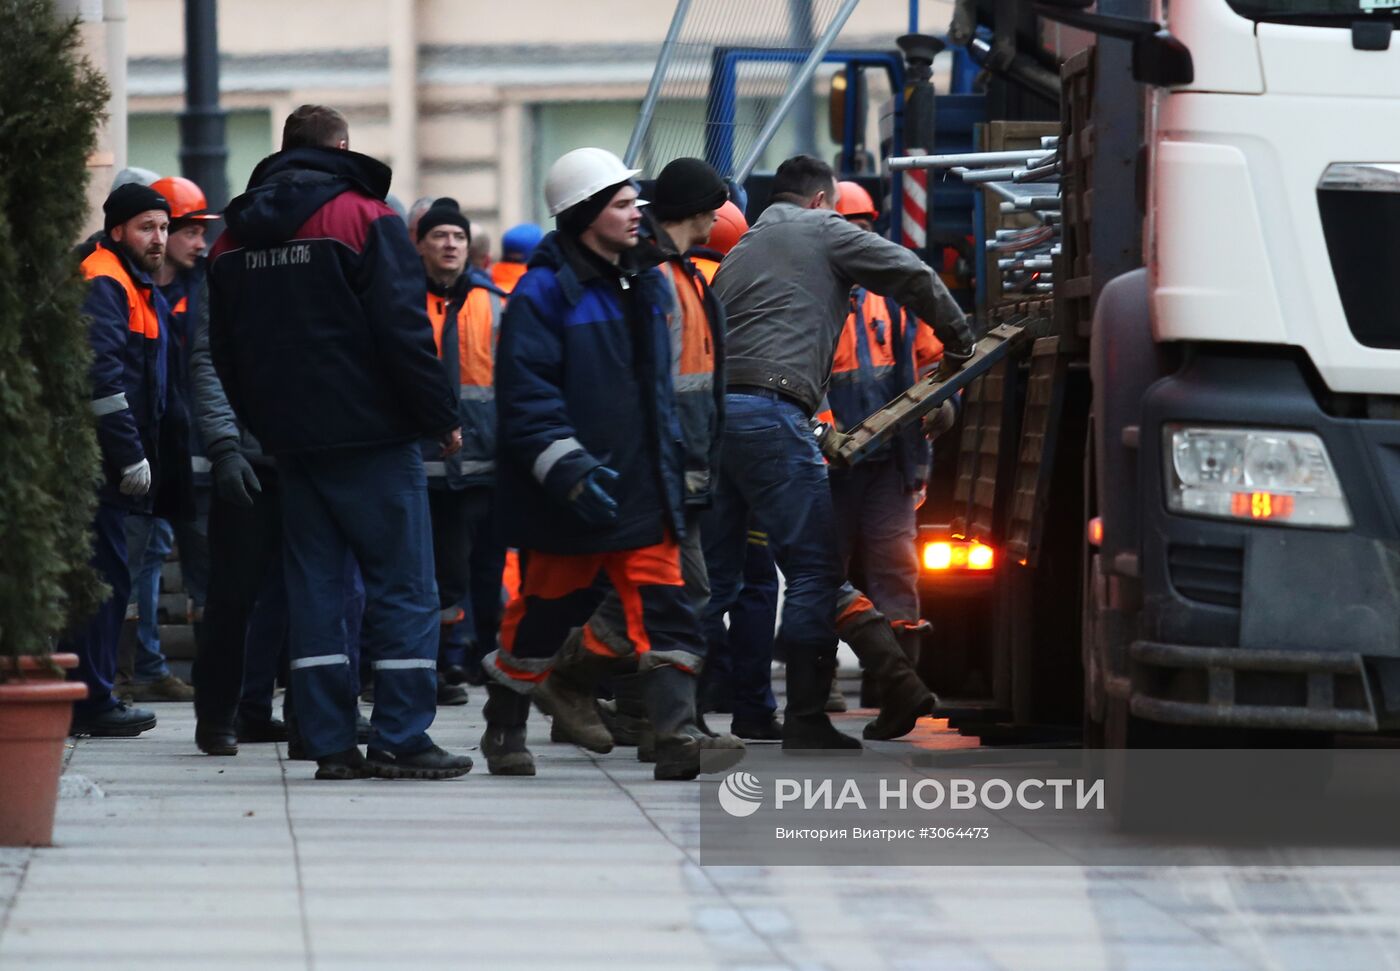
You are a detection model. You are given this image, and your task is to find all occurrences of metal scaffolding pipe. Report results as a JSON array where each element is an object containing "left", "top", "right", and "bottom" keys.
[
  {"left": 624, "top": 0, "right": 692, "bottom": 167},
  {"left": 734, "top": 0, "right": 860, "bottom": 183},
  {"left": 890, "top": 148, "right": 1053, "bottom": 171}
]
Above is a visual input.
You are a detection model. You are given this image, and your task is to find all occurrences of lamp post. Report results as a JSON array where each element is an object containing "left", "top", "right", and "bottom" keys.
[{"left": 178, "top": 0, "right": 228, "bottom": 209}]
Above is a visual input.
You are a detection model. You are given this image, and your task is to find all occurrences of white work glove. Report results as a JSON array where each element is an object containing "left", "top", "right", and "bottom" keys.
[
  {"left": 119, "top": 458, "right": 152, "bottom": 497},
  {"left": 921, "top": 400, "right": 958, "bottom": 442}
]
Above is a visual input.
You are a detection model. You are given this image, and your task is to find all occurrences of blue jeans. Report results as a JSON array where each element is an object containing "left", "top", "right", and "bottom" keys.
[
  {"left": 829, "top": 458, "right": 920, "bottom": 623},
  {"left": 279, "top": 443, "right": 439, "bottom": 759},
  {"left": 126, "top": 499, "right": 212, "bottom": 683},
  {"left": 702, "top": 394, "right": 842, "bottom": 670},
  {"left": 125, "top": 515, "right": 174, "bottom": 683},
  {"left": 701, "top": 534, "right": 780, "bottom": 722}
]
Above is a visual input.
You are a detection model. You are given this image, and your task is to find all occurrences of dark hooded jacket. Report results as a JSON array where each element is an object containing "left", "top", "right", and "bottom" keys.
[
  {"left": 207, "top": 147, "right": 457, "bottom": 454},
  {"left": 495, "top": 232, "right": 686, "bottom": 554}
]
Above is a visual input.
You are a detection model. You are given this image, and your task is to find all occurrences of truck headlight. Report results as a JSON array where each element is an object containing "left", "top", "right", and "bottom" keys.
[{"left": 1164, "top": 425, "right": 1351, "bottom": 528}]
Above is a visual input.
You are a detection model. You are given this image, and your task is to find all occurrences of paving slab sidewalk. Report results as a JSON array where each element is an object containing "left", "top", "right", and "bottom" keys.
[{"left": 3, "top": 701, "right": 1400, "bottom": 970}]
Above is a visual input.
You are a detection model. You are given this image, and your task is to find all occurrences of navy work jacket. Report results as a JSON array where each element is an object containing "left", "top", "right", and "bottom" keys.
[
  {"left": 207, "top": 147, "right": 457, "bottom": 455},
  {"left": 495, "top": 232, "right": 686, "bottom": 555}
]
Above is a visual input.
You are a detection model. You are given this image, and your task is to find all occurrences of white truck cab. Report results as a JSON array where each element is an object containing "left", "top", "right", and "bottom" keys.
[{"left": 1086, "top": 0, "right": 1400, "bottom": 740}]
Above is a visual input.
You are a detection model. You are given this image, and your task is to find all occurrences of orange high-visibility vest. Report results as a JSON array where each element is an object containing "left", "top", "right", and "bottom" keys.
[{"left": 80, "top": 245, "right": 161, "bottom": 339}]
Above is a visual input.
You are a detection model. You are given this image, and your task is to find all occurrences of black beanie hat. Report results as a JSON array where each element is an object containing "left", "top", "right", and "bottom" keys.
[
  {"left": 416, "top": 197, "right": 471, "bottom": 243},
  {"left": 649, "top": 157, "right": 727, "bottom": 222},
  {"left": 103, "top": 183, "right": 171, "bottom": 234},
  {"left": 556, "top": 180, "right": 638, "bottom": 237}
]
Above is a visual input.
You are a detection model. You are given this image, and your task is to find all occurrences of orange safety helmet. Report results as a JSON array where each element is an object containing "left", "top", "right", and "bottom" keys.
[
  {"left": 835, "top": 180, "right": 877, "bottom": 222},
  {"left": 151, "top": 176, "right": 219, "bottom": 222},
  {"left": 707, "top": 200, "right": 748, "bottom": 256}
]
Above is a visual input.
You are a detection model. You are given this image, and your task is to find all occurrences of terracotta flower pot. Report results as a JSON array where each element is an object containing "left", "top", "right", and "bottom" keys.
[{"left": 0, "top": 653, "right": 87, "bottom": 847}]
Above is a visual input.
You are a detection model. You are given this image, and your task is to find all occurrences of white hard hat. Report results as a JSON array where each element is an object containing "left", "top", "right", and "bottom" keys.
[
  {"left": 544, "top": 147, "right": 642, "bottom": 217},
  {"left": 110, "top": 166, "right": 160, "bottom": 192}
]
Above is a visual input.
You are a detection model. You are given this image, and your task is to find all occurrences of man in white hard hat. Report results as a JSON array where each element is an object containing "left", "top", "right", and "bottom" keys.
[{"left": 481, "top": 146, "right": 742, "bottom": 781}]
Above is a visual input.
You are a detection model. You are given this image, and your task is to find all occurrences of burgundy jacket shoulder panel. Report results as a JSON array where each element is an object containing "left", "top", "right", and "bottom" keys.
[{"left": 293, "top": 192, "right": 394, "bottom": 254}]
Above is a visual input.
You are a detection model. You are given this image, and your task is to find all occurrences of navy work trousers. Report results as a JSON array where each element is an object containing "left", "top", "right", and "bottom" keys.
[
  {"left": 64, "top": 502, "right": 129, "bottom": 716},
  {"left": 279, "top": 443, "right": 439, "bottom": 759}
]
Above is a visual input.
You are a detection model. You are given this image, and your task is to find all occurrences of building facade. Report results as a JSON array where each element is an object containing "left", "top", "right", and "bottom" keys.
[{"left": 110, "top": 0, "right": 956, "bottom": 246}]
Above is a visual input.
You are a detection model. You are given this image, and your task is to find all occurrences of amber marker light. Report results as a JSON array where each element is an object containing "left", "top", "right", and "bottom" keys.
[
  {"left": 968, "top": 543, "right": 995, "bottom": 570},
  {"left": 1230, "top": 492, "right": 1296, "bottom": 521},
  {"left": 1087, "top": 516, "right": 1104, "bottom": 547},
  {"left": 923, "top": 541, "right": 953, "bottom": 571},
  {"left": 921, "top": 539, "right": 996, "bottom": 573}
]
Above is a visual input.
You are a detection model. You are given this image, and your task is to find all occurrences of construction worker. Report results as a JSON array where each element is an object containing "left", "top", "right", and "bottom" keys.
[
  {"left": 116, "top": 176, "right": 223, "bottom": 706},
  {"left": 468, "top": 229, "right": 492, "bottom": 275},
  {"left": 405, "top": 196, "right": 433, "bottom": 241},
  {"left": 207, "top": 104, "right": 471, "bottom": 780},
  {"left": 483, "top": 147, "right": 741, "bottom": 781},
  {"left": 705, "top": 155, "right": 976, "bottom": 749},
  {"left": 412, "top": 196, "right": 506, "bottom": 708},
  {"left": 643, "top": 197, "right": 781, "bottom": 741},
  {"left": 491, "top": 222, "right": 544, "bottom": 293},
  {"left": 827, "top": 181, "right": 951, "bottom": 707},
  {"left": 65, "top": 183, "right": 175, "bottom": 737},
  {"left": 531, "top": 157, "right": 741, "bottom": 763},
  {"left": 688, "top": 200, "right": 746, "bottom": 283},
  {"left": 188, "top": 193, "right": 290, "bottom": 756}
]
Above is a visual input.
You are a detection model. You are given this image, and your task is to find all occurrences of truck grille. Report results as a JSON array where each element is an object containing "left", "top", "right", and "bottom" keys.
[
  {"left": 1167, "top": 544, "right": 1243, "bottom": 608},
  {"left": 1318, "top": 163, "right": 1400, "bottom": 349}
]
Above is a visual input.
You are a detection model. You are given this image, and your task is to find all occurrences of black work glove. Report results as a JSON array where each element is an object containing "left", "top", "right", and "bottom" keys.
[
  {"left": 213, "top": 450, "right": 262, "bottom": 508},
  {"left": 568, "top": 466, "right": 620, "bottom": 527},
  {"left": 937, "top": 342, "right": 975, "bottom": 380},
  {"left": 921, "top": 399, "right": 958, "bottom": 441}
]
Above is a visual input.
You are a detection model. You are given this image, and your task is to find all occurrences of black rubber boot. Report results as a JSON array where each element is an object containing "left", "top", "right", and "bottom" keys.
[
  {"left": 827, "top": 679, "right": 849, "bottom": 712},
  {"left": 598, "top": 672, "right": 649, "bottom": 747},
  {"left": 636, "top": 727, "right": 656, "bottom": 763},
  {"left": 858, "top": 671, "right": 880, "bottom": 709},
  {"left": 481, "top": 683, "right": 536, "bottom": 776},
  {"left": 895, "top": 626, "right": 924, "bottom": 670},
  {"left": 781, "top": 653, "right": 862, "bottom": 751},
  {"left": 642, "top": 666, "right": 744, "bottom": 781},
  {"left": 842, "top": 617, "right": 938, "bottom": 741},
  {"left": 531, "top": 629, "right": 616, "bottom": 753}
]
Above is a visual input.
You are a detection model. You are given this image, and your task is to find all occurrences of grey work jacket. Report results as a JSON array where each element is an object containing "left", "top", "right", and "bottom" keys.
[
  {"left": 188, "top": 274, "right": 270, "bottom": 469},
  {"left": 712, "top": 201, "right": 974, "bottom": 414}
]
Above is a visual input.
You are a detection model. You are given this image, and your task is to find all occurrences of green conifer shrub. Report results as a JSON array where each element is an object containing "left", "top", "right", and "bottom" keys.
[{"left": 0, "top": 0, "right": 111, "bottom": 663}]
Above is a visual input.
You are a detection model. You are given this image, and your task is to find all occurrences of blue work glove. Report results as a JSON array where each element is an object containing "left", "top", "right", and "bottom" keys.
[{"left": 568, "top": 466, "right": 620, "bottom": 527}]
